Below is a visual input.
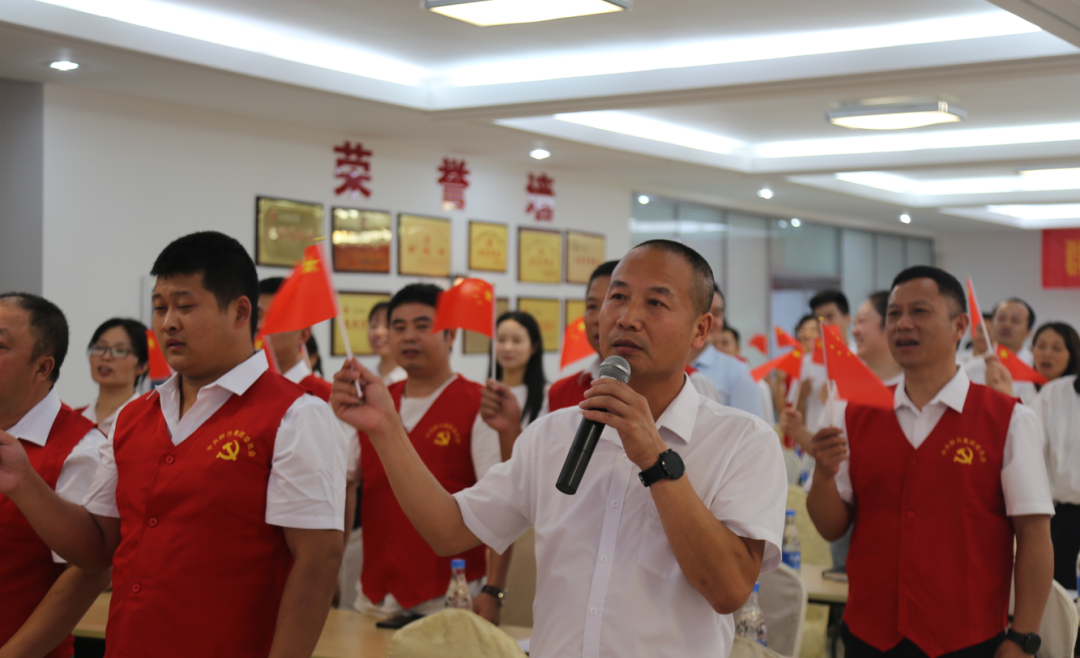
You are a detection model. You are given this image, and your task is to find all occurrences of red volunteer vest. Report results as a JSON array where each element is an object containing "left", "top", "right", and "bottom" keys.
[
  {"left": 360, "top": 376, "right": 487, "bottom": 609},
  {"left": 844, "top": 383, "right": 1015, "bottom": 657},
  {"left": 299, "top": 373, "right": 332, "bottom": 402},
  {"left": 106, "top": 372, "right": 304, "bottom": 658},
  {"left": 0, "top": 404, "right": 93, "bottom": 658},
  {"left": 548, "top": 371, "right": 593, "bottom": 412}
]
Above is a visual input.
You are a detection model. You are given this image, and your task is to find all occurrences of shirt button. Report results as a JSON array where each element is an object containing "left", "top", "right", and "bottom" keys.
[
  {"left": 590, "top": 607, "right": 598, "bottom": 616},
  {"left": 622, "top": 454, "right": 628, "bottom": 462},
  {"left": 907, "top": 511, "right": 916, "bottom": 519},
  {"left": 148, "top": 518, "right": 158, "bottom": 527},
  {"left": 132, "top": 583, "right": 141, "bottom": 593},
  {"left": 600, "top": 555, "right": 609, "bottom": 563},
  {"left": 164, "top": 456, "right": 175, "bottom": 465},
  {"left": 611, "top": 500, "right": 619, "bottom": 508}
]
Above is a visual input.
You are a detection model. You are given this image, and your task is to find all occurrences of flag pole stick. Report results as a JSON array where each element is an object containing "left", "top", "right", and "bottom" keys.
[
  {"left": 818, "top": 318, "right": 837, "bottom": 424},
  {"left": 490, "top": 284, "right": 497, "bottom": 383},
  {"left": 311, "top": 239, "right": 363, "bottom": 399},
  {"left": 968, "top": 277, "right": 995, "bottom": 355}
]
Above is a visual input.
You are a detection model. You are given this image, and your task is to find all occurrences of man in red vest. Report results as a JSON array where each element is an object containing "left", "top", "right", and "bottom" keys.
[
  {"left": 807, "top": 265, "right": 1054, "bottom": 658},
  {"left": 547, "top": 260, "right": 618, "bottom": 412},
  {"left": 0, "top": 232, "right": 349, "bottom": 658},
  {"left": 350, "top": 283, "right": 507, "bottom": 625},
  {"left": 257, "top": 277, "right": 331, "bottom": 400},
  {"left": 0, "top": 293, "right": 110, "bottom": 658}
]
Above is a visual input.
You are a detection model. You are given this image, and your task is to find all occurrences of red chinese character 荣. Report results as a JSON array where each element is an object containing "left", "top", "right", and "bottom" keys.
[{"left": 334, "top": 141, "right": 373, "bottom": 198}]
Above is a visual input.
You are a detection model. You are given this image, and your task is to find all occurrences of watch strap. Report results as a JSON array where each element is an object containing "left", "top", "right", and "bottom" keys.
[
  {"left": 1005, "top": 629, "right": 1040, "bottom": 654},
  {"left": 638, "top": 458, "right": 666, "bottom": 487},
  {"left": 480, "top": 585, "right": 506, "bottom": 606}
]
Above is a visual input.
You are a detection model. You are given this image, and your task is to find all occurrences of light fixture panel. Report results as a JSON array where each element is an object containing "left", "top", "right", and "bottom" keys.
[
  {"left": 426, "top": 0, "right": 630, "bottom": 26},
  {"left": 827, "top": 101, "right": 966, "bottom": 131}
]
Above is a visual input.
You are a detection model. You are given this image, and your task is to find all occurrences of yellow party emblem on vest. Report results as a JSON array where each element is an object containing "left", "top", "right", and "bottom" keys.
[
  {"left": 940, "top": 437, "right": 986, "bottom": 465},
  {"left": 427, "top": 422, "right": 462, "bottom": 447},
  {"left": 207, "top": 430, "right": 257, "bottom": 460}
]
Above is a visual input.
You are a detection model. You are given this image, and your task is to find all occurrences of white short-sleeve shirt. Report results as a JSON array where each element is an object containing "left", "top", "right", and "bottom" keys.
[
  {"left": 454, "top": 376, "right": 789, "bottom": 658},
  {"left": 83, "top": 351, "right": 349, "bottom": 531},
  {"left": 826, "top": 368, "right": 1054, "bottom": 518},
  {"left": 7, "top": 389, "right": 107, "bottom": 562},
  {"left": 1033, "top": 375, "right": 1080, "bottom": 505},
  {"left": 79, "top": 392, "right": 140, "bottom": 439}
]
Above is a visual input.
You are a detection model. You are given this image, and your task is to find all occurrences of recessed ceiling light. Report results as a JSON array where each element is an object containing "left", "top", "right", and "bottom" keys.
[
  {"left": 790, "top": 218, "right": 802, "bottom": 227},
  {"left": 778, "top": 219, "right": 788, "bottom": 228},
  {"left": 529, "top": 148, "right": 551, "bottom": 160},
  {"left": 900, "top": 213, "right": 912, "bottom": 224},
  {"left": 425, "top": 0, "right": 630, "bottom": 27},
  {"left": 555, "top": 112, "right": 743, "bottom": 155},
  {"left": 49, "top": 60, "right": 79, "bottom": 71},
  {"left": 758, "top": 188, "right": 774, "bottom": 200},
  {"left": 637, "top": 195, "right": 650, "bottom": 205},
  {"left": 827, "top": 100, "right": 965, "bottom": 131}
]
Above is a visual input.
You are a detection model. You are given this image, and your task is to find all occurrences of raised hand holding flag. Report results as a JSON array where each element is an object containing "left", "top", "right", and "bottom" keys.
[{"left": 996, "top": 344, "right": 1048, "bottom": 385}]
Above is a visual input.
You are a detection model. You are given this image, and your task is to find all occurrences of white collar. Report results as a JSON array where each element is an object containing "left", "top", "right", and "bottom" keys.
[
  {"left": 894, "top": 367, "right": 969, "bottom": 414},
  {"left": 153, "top": 350, "right": 269, "bottom": 401},
  {"left": 80, "top": 391, "right": 141, "bottom": 423},
  {"left": 6, "top": 389, "right": 62, "bottom": 447},
  {"left": 282, "top": 358, "right": 312, "bottom": 385},
  {"left": 600, "top": 374, "right": 698, "bottom": 446},
  {"left": 576, "top": 355, "right": 602, "bottom": 384}
]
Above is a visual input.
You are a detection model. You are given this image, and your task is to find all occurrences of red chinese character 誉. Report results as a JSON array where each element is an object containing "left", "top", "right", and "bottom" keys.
[
  {"left": 526, "top": 173, "right": 555, "bottom": 221},
  {"left": 438, "top": 158, "right": 470, "bottom": 211},
  {"left": 334, "top": 141, "right": 372, "bottom": 198}
]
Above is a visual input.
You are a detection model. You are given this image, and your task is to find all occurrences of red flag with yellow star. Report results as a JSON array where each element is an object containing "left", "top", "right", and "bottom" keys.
[
  {"left": 822, "top": 324, "right": 893, "bottom": 408},
  {"left": 144, "top": 329, "right": 172, "bottom": 380},
  {"left": 254, "top": 333, "right": 279, "bottom": 374},
  {"left": 750, "top": 347, "right": 803, "bottom": 382},
  {"left": 432, "top": 278, "right": 494, "bottom": 338},
  {"left": 260, "top": 244, "right": 338, "bottom": 335},
  {"left": 748, "top": 333, "right": 768, "bottom": 354},
  {"left": 561, "top": 315, "right": 594, "bottom": 369},
  {"left": 996, "top": 344, "right": 1048, "bottom": 384},
  {"left": 775, "top": 326, "right": 800, "bottom": 349}
]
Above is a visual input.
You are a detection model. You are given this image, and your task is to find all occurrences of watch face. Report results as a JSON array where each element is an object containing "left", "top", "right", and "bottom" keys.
[
  {"left": 1026, "top": 636, "right": 1041, "bottom": 654},
  {"left": 660, "top": 451, "right": 685, "bottom": 479}
]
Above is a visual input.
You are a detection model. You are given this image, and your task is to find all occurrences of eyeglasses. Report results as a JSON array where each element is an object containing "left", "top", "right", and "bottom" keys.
[{"left": 88, "top": 345, "right": 133, "bottom": 359}]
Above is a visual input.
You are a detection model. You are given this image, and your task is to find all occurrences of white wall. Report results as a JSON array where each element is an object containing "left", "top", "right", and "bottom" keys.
[
  {"left": 937, "top": 229, "right": 1080, "bottom": 338},
  {"left": 42, "top": 86, "right": 631, "bottom": 405}
]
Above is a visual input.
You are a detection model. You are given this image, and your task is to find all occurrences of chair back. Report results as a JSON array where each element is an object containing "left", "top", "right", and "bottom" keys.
[
  {"left": 786, "top": 485, "right": 831, "bottom": 567},
  {"left": 1008, "top": 577, "right": 1079, "bottom": 658},
  {"left": 501, "top": 527, "right": 536, "bottom": 627},
  {"left": 757, "top": 563, "right": 808, "bottom": 657},
  {"left": 384, "top": 609, "right": 525, "bottom": 658}
]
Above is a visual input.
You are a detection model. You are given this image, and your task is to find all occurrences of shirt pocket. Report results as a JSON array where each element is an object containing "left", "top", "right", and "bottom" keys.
[{"left": 635, "top": 501, "right": 682, "bottom": 579}]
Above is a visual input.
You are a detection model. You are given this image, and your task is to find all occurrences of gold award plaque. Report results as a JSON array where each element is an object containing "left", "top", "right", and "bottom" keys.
[
  {"left": 517, "top": 297, "right": 561, "bottom": 353},
  {"left": 399, "top": 214, "right": 451, "bottom": 277},
  {"left": 566, "top": 231, "right": 606, "bottom": 284},
  {"left": 256, "top": 197, "right": 325, "bottom": 267},
  {"left": 518, "top": 228, "right": 562, "bottom": 283},
  {"left": 565, "top": 299, "right": 586, "bottom": 328},
  {"left": 469, "top": 221, "right": 508, "bottom": 273},
  {"left": 463, "top": 297, "right": 511, "bottom": 355},
  {"left": 331, "top": 208, "right": 391, "bottom": 273},
  {"left": 332, "top": 292, "right": 390, "bottom": 357}
]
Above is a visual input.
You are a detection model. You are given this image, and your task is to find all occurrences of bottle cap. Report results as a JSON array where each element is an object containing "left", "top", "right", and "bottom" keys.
[
  {"left": 786, "top": 509, "right": 796, "bottom": 517},
  {"left": 753, "top": 582, "right": 760, "bottom": 593},
  {"left": 451, "top": 558, "right": 466, "bottom": 569}
]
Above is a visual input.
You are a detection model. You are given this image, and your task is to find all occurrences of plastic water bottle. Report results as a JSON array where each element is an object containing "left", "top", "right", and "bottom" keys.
[
  {"left": 794, "top": 447, "right": 809, "bottom": 486},
  {"left": 782, "top": 509, "right": 801, "bottom": 572},
  {"left": 445, "top": 558, "right": 472, "bottom": 609},
  {"left": 1075, "top": 552, "right": 1080, "bottom": 615},
  {"left": 735, "top": 582, "right": 768, "bottom": 645}
]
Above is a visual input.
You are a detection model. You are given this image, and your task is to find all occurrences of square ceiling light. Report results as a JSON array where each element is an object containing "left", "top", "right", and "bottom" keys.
[
  {"left": 425, "top": 0, "right": 630, "bottom": 26},
  {"left": 827, "top": 100, "right": 966, "bottom": 131}
]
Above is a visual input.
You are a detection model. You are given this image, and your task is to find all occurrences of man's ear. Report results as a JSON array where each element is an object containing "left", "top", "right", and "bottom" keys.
[
  {"left": 234, "top": 296, "right": 253, "bottom": 333},
  {"left": 31, "top": 355, "right": 56, "bottom": 388},
  {"left": 691, "top": 312, "right": 713, "bottom": 351}
]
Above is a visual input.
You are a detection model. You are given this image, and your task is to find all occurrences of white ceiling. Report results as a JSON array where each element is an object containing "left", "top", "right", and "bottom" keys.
[{"left": 2, "top": 0, "right": 1080, "bottom": 233}]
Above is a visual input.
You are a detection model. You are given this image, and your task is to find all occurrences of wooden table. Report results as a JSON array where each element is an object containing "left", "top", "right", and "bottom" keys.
[
  {"left": 76, "top": 594, "right": 531, "bottom": 658},
  {"left": 801, "top": 563, "right": 849, "bottom": 605}
]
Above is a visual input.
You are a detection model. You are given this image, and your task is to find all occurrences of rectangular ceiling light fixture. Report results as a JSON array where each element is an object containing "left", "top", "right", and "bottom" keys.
[
  {"left": 827, "top": 101, "right": 966, "bottom": 131},
  {"left": 425, "top": 0, "right": 630, "bottom": 26}
]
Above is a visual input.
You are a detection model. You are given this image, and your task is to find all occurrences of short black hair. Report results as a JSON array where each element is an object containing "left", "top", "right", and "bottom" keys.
[
  {"left": 867, "top": 291, "right": 890, "bottom": 329},
  {"left": 305, "top": 333, "right": 323, "bottom": 377},
  {"left": 0, "top": 293, "right": 69, "bottom": 384},
  {"left": 151, "top": 231, "right": 260, "bottom": 338},
  {"left": 890, "top": 266, "right": 967, "bottom": 316},
  {"left": 629, "top": 240, "right": 715, "bottom": 314},
  {"left": 810, "top": 290, "right": 849, "bottom": 316},
  {"left": 388, "top": 283, "right": 443, "bottom": 323},
  {"left": 993, "top": 297, "right": 1036, "bottom": 330},
  {"left": 89, "top": 318, "right": 150, "bottom": 387},
  {"left": 722, "top": 324, "right": 740, "bottom": 344},
  {"left": 587, "top": 261, "right": 619, "bottom": 294},
  {"left": 258, "top": 277, "right": 285, "bottom": 295},
  {"left": 368, "top": 301, "right": 391, "bottom": 323},
  {"left": 795, "top": 314, "right": 817, "bottom": 335}
]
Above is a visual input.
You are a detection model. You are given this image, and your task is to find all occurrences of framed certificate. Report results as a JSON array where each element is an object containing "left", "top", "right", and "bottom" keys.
[
  {"left": 255, "top": 197, "right": 325, "bottom": 267},
  {"left": 566, "top": 231, "right": 606, "bottom": 284},
  {"left": 331, "top": 207, "right": 391, "bottom": 273},
  {"left": 518, "top": 227, "right": 562, "bottom": 283},
  {"left": 463, "top": 297, "right": 511, "bottom": 355},
  {"left": 469, "top": 221, "right": 508, "bottom": 273},
  {"left": 517, "top": 297, "right": 560, "bottom": 353},
  {"left": 398, "top": 214, "right": 451, "bottom": 277},
  {"left": 331, "top": 291, "right": 391, "bottom": 356},
  {"left": 565, "top": 299, "right": 586, "bottom": 327}
]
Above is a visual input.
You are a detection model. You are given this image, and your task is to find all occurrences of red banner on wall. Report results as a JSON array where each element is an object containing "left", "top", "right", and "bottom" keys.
[{"left": 1042, "top": 228, "right": 1080, "bottom": 288}]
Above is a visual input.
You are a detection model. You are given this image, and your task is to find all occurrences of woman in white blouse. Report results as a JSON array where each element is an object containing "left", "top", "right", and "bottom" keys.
[
  {"left": 490, "top": 311, "right": 549, "bottom": 460},
  {"left": 1031, "top": 321, "right": 1080, "bottom": 589},
  {"left": 79, "top": 318, "right": 149, "bottom": 436}
]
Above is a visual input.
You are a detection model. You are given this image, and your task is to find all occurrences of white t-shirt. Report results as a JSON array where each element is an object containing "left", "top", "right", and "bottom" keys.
[
  {"left": 788, "top": 355, "right": 828, "bottom": 432},
  {"left": 7, "top": 390, "right": 107, "bottom": 563},
  {"left": 80, "top": 392, "right": 140, "bottom": 439},
  {"left": 963, "top": 346, "right": 1038, "bottom": 406},
  {"left": 1033, "top": 375, "right": 1080, "bottom": 505},
  {"left": 826, "top": 368, "right": 1054, "bottom": 518},
  {"left": 83, "top": 351, "right": 349, "bottom": 531},
  {"left": 454, "top": 376, "right": 788, "bottom": 658}
]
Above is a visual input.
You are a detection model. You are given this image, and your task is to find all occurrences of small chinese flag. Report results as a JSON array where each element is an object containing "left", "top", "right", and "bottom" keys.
[
  {"left": 260, "top": 244, "right": 339, "bottom": 335},
  {"left": 254, "top": 333, "right": 278, "bottom": 374},
  {"left": 145, "top": 330, "right": 172, "bottom": 381},
  {"left": 775, "top": 326, "right": 800, "bottom": 349},
  {"left": 822, "top": 324, "right": 893, "bottom": 408},
  {"left": 996, "top": 345, "right": 1048, "bottom": 385},
  {"left": 561, "top": 316, "right": 594, "bottom": 369},
  {"left": 748, "top": 333, "right": 768, "bottom": 354},
  {"left": 750, "top": 348, "right": 804, "bottom": 382},
  {"left": 966, "top": 277, "right": 984, "bottom": 343},
  {"left": 432, "top": 278, "right": 494, "bottom": 338},
  {"left": 811, "top": 338, "right": 825, "bottom": 365}
]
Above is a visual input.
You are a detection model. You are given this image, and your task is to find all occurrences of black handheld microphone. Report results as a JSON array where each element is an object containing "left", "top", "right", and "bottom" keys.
[{"left": 555, "top": 356, "right": 632, "bottom": 495}]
